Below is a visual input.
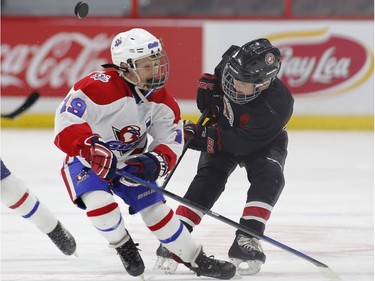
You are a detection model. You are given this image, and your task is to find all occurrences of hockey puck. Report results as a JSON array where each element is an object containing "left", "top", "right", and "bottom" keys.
[{"left": 74, "top": 1, "right": 89, "bottom": 19}]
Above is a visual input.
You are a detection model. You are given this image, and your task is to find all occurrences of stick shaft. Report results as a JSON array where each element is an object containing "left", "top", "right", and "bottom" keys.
[
  {"left": 162, "top": 109, "right": 209, "bottom": 188},
  {"left": 117, "top": 170, "right": 332, "bottom": 271},
  {"left": 1, "top": 92, "right": 40, "bottom": 119}
]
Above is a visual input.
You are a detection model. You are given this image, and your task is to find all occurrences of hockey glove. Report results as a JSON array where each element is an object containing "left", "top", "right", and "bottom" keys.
[
  {"left": 79, "top": 135, "right": 117, "bottom": 181},
  {"left": 196, "top": 73, "right": 223, "bottom": 117},
  {"left": 184, "top": 121, "right": 222, "bottom": 154},
  {"left": 122, "top": 152, "right": 168, "bottom": 182}
]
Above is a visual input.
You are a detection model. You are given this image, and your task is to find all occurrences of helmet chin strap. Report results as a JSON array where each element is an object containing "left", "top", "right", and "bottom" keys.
[
  {"left": 102, "top": 63, "right": 151, "bottom": 104},
  {"left": 134, "top": 87, "right": 151, "bottom": 104},
  {"left": 118, "top": 70, "right": 151, "bottom": 105}
]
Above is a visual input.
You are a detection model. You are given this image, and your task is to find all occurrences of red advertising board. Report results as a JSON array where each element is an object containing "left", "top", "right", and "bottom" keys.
[{"left": 1, "top": 17, "right": 202, "bottom": 100}]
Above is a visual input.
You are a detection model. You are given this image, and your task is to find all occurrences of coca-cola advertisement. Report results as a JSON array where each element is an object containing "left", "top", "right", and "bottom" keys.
[{"left": 1, "top": 17, "right": 202, "bottom": 99}]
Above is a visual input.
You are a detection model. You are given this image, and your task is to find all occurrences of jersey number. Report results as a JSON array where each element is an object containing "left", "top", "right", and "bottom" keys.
[{"left": 60, "top": 95, "right": 86, "bottom": 118}]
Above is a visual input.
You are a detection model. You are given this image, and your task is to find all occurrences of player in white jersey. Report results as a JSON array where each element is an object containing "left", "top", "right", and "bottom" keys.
[
  {"left": 1, "top": 159, "right": 76, "bottom": 255},
  {"left": 53, "top": 28, "right": 236, "bottom": 279}
]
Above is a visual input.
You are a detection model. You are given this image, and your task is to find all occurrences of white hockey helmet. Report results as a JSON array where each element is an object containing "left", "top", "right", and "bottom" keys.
[{"left": 110, "top": 28, "right": 169, "bottom": 91}]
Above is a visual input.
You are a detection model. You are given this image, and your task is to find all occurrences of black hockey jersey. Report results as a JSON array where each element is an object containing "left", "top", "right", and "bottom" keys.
[{"left": 214, "top": 46, "right": 294, "bottom": 156}]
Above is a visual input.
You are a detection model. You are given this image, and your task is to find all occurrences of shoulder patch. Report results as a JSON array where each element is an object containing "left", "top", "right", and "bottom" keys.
[{"left": 90, "top": 73, "right": 111, "bottom": 82}]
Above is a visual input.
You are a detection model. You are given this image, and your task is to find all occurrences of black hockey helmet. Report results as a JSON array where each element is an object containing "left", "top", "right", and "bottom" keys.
[{"left": 222, "top": 38, "right": 281, "bottom": 104}]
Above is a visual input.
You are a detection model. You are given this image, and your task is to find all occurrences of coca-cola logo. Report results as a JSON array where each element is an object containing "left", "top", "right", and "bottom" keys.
[
  {"left": 1, "top": 32, "right": 111, "bottom": 93},
  {"left": 277, "top": 34, "right": 373, "bottom": 95}
]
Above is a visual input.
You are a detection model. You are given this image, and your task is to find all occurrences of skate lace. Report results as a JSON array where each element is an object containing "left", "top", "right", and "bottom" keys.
[
  {"left": 237, "top": 235, "right": 261, "bottom": 252},
  {"left": 194, "top": 254, "right": 223, "bottom": 277},
  {"left": 47, "top": 222, "right": 75, "bottom": 253},
  {"left": 118, "top": 242, "right": 141, "bottom": 264}
]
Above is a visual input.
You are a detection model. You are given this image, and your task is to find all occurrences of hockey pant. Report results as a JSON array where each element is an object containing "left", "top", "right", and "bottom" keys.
[
  {"left": 176, "top": 131, "right": 288, "bottom": 236},
  {"left": 61, "top": 157, "right": 200, "bottom": 263}
]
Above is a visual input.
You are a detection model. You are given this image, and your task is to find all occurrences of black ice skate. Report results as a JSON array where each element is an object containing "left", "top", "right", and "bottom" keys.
[
  {"left": 153, "top": 243, "right": 179, "bottom": 274},
  {"left": 47, "top": 221, "right": 77, "bottom": 256},
  {"left": 228, "top": 234, "right": 266, "bottom": 275},
  {"left": 114, "top": 235, "right": 145, "bottom": 277},
  {"left": 187, "top": 247, "right": 237, "bottom": 280}
]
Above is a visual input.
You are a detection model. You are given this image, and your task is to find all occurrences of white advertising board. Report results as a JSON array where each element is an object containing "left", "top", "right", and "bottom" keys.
[{"left": 204, "top": 21, "right": 374, "bottom": 116}]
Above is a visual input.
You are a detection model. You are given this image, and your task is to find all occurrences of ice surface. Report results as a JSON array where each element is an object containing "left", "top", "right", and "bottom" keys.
[{"left": 1, "top": 129, "right": 373, "bottom": 281}]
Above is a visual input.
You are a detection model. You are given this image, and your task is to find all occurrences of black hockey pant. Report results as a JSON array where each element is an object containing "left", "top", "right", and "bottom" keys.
[{"left": 180, "top": 131, "right": 288, "bottom": 236}]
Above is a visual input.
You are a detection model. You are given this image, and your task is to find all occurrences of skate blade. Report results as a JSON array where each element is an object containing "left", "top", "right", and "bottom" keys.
[
  {"left": 138, "top": 273, "right": 145, "bottom": 281},
  {"left": 153, "top": 256, "right": 178, "bottom": 274},
  {"left": 230, "top": 258, "right": 263, "bottom": 275},
  {"left": 231, "top": 271, "right": 242, "bottom": 279}
]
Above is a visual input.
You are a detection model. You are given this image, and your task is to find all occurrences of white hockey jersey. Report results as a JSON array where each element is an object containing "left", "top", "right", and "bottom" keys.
[{"left": 54, "top": 70, "right": 184, "bottom": 171}]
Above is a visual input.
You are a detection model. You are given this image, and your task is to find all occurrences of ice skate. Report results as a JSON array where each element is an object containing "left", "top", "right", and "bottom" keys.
[
  {"left": 187, "top": 246, "right": 237, "bottom": 280},
  {"left": 113, "top": 235, "right": 145, "bottom": 278},
  {"left": 47, "top": 221, "right": 76, "bottom": 256},
  {"left": 228, "top": 234, "right": 266, "bottom": 275},
  {"left": 153, "top": 243, "right": 179, "bottom": 274}
]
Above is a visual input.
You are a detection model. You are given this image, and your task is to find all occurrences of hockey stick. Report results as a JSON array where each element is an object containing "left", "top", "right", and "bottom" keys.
[
  {"left": 1, "top": 91, "right": 40, "bottom": 119},
  {"left": 162, "top": 108, "right": 210, "bottom": 189},
  {"left": 116, "top": 170, "right": 341, "bottom": 280}
]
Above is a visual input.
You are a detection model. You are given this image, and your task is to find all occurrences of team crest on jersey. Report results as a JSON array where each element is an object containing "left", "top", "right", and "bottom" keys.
[
  {"left": 76, "top": 169, "right": 89, "bottom": 183},
  {"left": 223, "top": 96, "right": 234, "bottom": 127},
  {"left": 109, "top": 125, "right": 144, "bottom": 155},
  {"left": 118, "top": 125, "right": 141, "bottom": 143},
  {"left": 90, "top": 73, "right": 111, "bottom": 82}
]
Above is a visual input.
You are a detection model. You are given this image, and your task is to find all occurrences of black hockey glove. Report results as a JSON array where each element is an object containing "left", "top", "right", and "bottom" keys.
[
  {"left": 196, "top": 73, "right": 223, "bottom": 118},
  {"left": 122, "top": 152, "right": 168, "bottom": 182},
  {"left": 184, "top": 121, "right": 221, "bottom": 154}
]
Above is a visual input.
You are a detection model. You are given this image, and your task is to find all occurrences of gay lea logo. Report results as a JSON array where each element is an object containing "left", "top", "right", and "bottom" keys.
[{"left": 274, "top": 30, "right": 373, "bottom": 96}]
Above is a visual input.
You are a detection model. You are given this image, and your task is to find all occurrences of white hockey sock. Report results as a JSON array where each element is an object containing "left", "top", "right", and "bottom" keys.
[
  {"left": 1, "top": 174, "right": 58, "bottom": 234},
  {"left": 81, "top": 190, "right": 127, "bottom": 245},
  {"left": 140, "top": 201, "right": 199, "bottom": 263}
]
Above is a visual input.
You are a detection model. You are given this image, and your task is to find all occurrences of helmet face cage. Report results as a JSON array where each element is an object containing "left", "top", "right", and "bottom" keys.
[
  {"left": 222, "top": 64, "right": 267, "bottom": 104},
  {"left": 222, "top": 38, "right": 281, "bottom": 104},
  {"left": 131, "top": 50, "right": 170, "bottom": 91}
]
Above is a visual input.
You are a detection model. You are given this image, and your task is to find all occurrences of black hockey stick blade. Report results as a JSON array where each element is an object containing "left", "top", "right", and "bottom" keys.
[
  {"left": 1, "top": 92, "right": 40, "bottom": 119},
  {"left": 116, "top": 170, "right": 341, "bottom": 280}
]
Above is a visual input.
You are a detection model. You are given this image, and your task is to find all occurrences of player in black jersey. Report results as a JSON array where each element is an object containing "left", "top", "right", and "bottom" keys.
[{"left": 154, "top": 38, "right": 294, "bottom": 275}]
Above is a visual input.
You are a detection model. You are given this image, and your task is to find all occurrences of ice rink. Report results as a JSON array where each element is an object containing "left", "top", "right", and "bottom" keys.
[{"left": 1, "top": 129, "right": 373, "bottom": 281}]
